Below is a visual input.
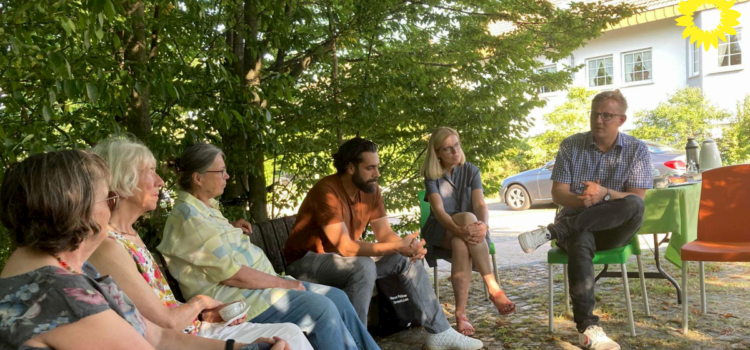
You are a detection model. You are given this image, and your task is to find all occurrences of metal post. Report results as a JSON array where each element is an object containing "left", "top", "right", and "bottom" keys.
[
  {"left": 699, "top": 262, "right": 706, "bottom": 314},
  {"left": 434, "top": 266, "right": 439, "bottom": 301},
  {"left": 637, "top": 255, "right": 650, "bottom": 316},
  {"left": 548, "top": 264, "right": 554, "bottom": 333},
  {"left": 621, "top": 264, "right": 636, "bottom": 337},
  {"left": 563, "top": 265, "right": 570, "bottom": 313},
  {"left": 492, "top": 253, "right": 499, "bottom": 285},
  {"left": 682, "top": 262, "right": 689, "bottom": 334}
]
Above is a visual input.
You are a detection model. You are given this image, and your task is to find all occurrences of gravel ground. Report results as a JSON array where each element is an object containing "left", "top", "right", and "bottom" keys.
[{"left": 374, "top": 250, "right": 750, "bottom": 350}]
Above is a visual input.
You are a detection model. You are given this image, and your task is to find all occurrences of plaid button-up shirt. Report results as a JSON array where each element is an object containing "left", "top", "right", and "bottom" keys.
[{"left": 551, "top": 131, "right": 653, "bottom": 217}]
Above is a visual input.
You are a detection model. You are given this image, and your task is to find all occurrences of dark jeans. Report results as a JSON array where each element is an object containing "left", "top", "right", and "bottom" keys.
[{"left": 550, "top": 195, "right": 645, "bottom": 333}]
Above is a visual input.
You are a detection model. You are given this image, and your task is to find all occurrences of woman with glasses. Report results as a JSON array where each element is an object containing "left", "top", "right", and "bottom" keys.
[
  {"left": 157, "top": 143, "right": 380, "bottom": 350},
  {"left": 420, "top": 127, "right": 516, "bottom": 336},
  {"left": 0, "top": 150, "right": 276, "bottom": 350},
  {"left": 88, "top": 137, "right": 310, "bottom": 350}
]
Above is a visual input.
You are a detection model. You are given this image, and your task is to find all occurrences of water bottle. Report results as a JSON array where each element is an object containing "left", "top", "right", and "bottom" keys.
[{"left": 685, "top": 138, "right": 700, "bottom": 171}]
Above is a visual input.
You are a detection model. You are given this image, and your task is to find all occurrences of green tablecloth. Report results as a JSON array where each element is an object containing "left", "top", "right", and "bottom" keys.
[{"left": 638, "top": 183, "right": 701, "bottom": 267}]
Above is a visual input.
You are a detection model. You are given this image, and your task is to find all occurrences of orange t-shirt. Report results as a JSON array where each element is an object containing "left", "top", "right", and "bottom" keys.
[{"left": 284, "top": 174, "right": 387, "bottom": 264}]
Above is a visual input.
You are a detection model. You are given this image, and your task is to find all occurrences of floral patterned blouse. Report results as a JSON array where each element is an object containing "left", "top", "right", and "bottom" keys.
[
  {"left": 108, "top": 231, "right": 201, "bottom": 335},
  {"left": 0, "top": 266, "right": 146, "bottom": 349}
]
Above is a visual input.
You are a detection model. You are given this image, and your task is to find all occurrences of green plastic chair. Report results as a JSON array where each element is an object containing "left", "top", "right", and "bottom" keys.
[
  {"left": 547, "top": 233, "right": 650, "bottom": 337},
  {"left": 418, "top": 190, "right": 499, "bottom": 301}
]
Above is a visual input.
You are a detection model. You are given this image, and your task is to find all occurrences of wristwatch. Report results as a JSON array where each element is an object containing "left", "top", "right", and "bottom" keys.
[{"left": 603, "top": 188, "right": 611, "bottom": 201}]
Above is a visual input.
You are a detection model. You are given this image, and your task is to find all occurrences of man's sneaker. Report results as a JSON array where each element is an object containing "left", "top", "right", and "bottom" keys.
[
  {"left": 518, "top": 225, "right": 551, "bottom": 253},
  {"left": 578, "top": 326, "right": 621, "bottom": 350},
  {"left": 425, "top": 327, "right": 483, "bottom": 350}
]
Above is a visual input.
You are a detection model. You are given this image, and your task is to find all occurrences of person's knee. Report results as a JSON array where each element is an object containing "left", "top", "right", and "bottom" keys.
[
  {"left": 351, "top": 257, "right": 377, "bottom": 284},
  {"left": 300, "top": 292, "right": 339, "bottom": 320},
  {"left": 451, "top": 236, "right": 469, "bottom": 251},
  {"left": 623, "top": 195, "right": 645, "bottom": 216},
  {"left": 451, "top": 212, "right": 477, "bottom": 226}
]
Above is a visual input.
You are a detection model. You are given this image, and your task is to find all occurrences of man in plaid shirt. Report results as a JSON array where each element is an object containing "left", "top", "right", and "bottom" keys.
[{"left": 518, "top": 90, "right": 652, "bottom": 350}]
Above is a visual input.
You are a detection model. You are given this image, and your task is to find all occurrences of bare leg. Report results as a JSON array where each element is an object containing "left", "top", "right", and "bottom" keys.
[
  {"left": 451, "top": 212, "right": 515, "bottom": 315},
  {"left": 440, "top": 229, "right": 474, "bottom": 335}
]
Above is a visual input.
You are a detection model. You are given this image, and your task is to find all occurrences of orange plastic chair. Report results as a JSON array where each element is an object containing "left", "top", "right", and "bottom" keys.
[{"left": 681, "top": 164, "right": 750, "bottom": 334}]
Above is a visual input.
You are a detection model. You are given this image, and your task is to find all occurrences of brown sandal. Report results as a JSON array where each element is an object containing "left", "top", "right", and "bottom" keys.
[{"left": 490, "top": 291, "right": 516, "bottom": 315}]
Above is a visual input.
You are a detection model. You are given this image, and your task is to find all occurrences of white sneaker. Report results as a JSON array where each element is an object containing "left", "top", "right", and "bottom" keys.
[
  {"left": 425, "top": 327, "right": 483, "bottom": 350},
  {"left": 578, "top": 326, "right": 621, "bottom": 350},
  {"left": 518, "top": 225, "right": 551, "bottom": 253}
]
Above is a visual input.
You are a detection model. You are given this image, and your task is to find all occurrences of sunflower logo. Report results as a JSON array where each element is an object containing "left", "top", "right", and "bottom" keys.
[{"left": 676, "top": 0, "right": 741, "bottom": 51}]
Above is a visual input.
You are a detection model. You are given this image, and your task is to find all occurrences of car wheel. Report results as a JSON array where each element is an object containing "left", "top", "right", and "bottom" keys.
[{"left": 505, "top": 185, "right": 531, "bottom": 211}]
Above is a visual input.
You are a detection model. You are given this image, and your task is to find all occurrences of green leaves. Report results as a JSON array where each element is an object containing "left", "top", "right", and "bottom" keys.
[
  {"left": 0, "top": 0, "right": 638, "bottom": 241},
  {"left": 60, "top": 17, "right": 77, "bottom": 35},
  {"left": 630, "top": 87, "right": 729, "bottom": 148},
  {"left": 86, "top": 83, "right": 99, "bottom": 104}
]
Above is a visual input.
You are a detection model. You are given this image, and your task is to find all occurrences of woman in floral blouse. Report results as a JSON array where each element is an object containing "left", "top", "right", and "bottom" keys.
[
  {"left": 0, "top": 150, "right": 283, "bottom": 350},
  {"left": 88, "top": 137, "right": 311, "bottom": 350}
]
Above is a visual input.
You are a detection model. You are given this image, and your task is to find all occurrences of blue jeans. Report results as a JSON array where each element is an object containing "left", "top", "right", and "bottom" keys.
[{"left": 250, "top": 281, "right": 380, "bottom": 350}]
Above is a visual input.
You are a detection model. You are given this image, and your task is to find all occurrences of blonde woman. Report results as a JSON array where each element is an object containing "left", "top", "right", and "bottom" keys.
[{"left": 420, "top": 127, "right": 515, "bottom": 336}]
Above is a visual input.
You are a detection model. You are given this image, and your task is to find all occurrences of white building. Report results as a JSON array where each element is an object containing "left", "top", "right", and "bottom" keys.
[{"left": 500, "top": 0, "right": 749, "bottom": 136}]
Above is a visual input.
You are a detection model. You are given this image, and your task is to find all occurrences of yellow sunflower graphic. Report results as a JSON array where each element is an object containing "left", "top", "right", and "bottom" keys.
[{"left": 676, "top": 0, "right": 741, "bottom": 51}]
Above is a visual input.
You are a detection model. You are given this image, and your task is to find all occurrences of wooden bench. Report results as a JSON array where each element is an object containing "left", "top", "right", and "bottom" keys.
[{"left": 156, "top": 215, "right": 298, "bottom": 303}]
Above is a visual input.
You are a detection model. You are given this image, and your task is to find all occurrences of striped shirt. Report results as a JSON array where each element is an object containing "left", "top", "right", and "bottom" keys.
[{"left": 551, "top": 131, "right": 652, "bottom": 217}]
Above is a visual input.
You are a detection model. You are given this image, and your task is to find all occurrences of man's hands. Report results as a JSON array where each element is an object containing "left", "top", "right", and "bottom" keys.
[
  {"left": 578, "top": 180, "right": 606, "bottom": 207},
  {"left": 398, "top": 232, "right": 427, "bottom": 262},
  {"left": 231, "top": 219, "right": 253, "bottom": 234},
  {"left": 461, "top": 221, "right": 488, "bottom": 245}
]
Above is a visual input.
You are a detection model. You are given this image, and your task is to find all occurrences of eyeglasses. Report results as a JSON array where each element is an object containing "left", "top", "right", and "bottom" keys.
[
  {"left": 441, "top": 143, "right": 462, "bottom": 154},
  {"left": 204, "top": 169, "right": 228, "bottom": 176},
  {"left": 97, "top": 191, "right": 119, "bottom": 212},
  {"left": 590, "top": 112, "right": 624, "bottom": 121}
]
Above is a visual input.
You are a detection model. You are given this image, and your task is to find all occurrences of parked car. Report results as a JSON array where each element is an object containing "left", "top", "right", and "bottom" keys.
[{"left": 499, "top": 140, "right": 686, "bottom": 211}]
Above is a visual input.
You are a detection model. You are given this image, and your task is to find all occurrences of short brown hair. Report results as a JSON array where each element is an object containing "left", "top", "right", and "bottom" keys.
[
  {"left": 591, "top": 89, "right": 628, "bottom": 114},
  {"left": 0, "top": 150, "right": 112, "bottom": 255}
]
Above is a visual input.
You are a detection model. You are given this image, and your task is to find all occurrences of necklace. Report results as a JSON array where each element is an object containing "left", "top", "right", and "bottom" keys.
[{"left": 53, "top": 254, "right": 79, "bottom": 274}]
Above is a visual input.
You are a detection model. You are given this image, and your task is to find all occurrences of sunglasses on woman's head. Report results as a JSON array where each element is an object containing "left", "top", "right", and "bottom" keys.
[{"left": 97, "top": 191, "right": 119, "bottom": 212}]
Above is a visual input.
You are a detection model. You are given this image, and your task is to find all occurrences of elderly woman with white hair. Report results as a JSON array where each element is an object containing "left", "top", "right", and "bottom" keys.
[
  {"left": 420, "top": 127, "right": 516, "bottom": 336},
  {"left": 88, "top": 137, "right": 311, "bottom": 350}
]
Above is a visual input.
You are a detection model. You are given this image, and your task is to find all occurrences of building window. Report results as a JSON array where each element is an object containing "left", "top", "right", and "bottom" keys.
[
  {"left": 623, "top": 49, "right": 652, "bottom": 82},
  {"left": 718, "top": 29, "right": 741, "bottom": 67},
  {"left": 538, "top": 66, "right": 557, "bottom": 94},
  {"left": 588, "top": 57, "right": 613, "bottom": 87},
  {"left": 689, "top": 42, "right": 700, "bottom": 76}
]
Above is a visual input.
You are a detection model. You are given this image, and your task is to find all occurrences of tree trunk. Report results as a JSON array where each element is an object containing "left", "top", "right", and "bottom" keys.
[
  {"left": 122, "top": 0, "right": 151, "bottom": 143},
  {"left": 221, "top": 0, "right": 269, "bottom": 222}
]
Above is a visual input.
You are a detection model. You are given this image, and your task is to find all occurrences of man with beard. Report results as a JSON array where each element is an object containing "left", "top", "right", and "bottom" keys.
[{"left": 284, "top": 137, "right": 483, "bottom": 350}]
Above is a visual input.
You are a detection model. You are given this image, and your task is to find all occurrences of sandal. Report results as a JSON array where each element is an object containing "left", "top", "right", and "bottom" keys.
[{"left": 490, "top": 290, "right": 516, "bottom": 315}]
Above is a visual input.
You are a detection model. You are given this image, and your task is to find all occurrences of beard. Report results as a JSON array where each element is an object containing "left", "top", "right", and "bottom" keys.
[{"left": 353, "top": 170, "right": 378, "bottom": 194}]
